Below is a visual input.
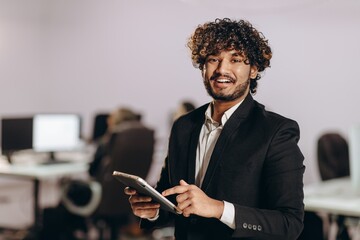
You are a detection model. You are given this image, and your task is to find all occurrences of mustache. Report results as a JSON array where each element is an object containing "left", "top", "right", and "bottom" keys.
[{"left": 209, "top": 73, "right": 235, "bottom": 82}]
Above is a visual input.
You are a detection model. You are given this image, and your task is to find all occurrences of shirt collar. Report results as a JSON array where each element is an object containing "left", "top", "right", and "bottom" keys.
[{"left": 204, "top": 99, "right": 244, "bottom": 128}]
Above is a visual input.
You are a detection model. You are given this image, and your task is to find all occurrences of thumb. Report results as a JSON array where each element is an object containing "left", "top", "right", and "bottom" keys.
[{"left": 179, "top": 179, "right": 189, "bottom": 186}]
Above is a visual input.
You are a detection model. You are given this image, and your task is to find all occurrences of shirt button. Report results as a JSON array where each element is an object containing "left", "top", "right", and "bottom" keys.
[
  {"left": 258, "top": 225, "right": 262, "bottom": 231},
  {"left": 242, "top": 223, "right": 247, "bottom": 229}
]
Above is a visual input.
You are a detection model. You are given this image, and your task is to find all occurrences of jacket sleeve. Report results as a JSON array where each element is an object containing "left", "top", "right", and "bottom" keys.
[
  {"left": 232, "top": 120, "right": 305, "bottom": 240},
  {"left": 140, "top": 155, "right": 174, "bottom": 229}
]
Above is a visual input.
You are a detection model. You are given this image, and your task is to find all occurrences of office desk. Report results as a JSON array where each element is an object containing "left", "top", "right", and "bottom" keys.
[
  {"left": 304, "top": 177, "right": 360, "bottom": 217},
  {"left": 0, "top": 162, "right": 89, "bottom": 234}
]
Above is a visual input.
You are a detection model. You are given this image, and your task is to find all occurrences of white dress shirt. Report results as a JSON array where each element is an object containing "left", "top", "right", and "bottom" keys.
[{"left": 195, "top": 100, "right": 243, "bottom": 229}]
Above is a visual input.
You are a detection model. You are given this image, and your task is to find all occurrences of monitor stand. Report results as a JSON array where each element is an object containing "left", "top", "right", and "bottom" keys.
[
  {"left": 49, "top": 151, "right": 55, "bottom": 161},
  {"left": 5, "top": 152, "right": 13, "bottom": 164},
  {"left": 40, "top": 151, "right": 70, "bottom": 165}
]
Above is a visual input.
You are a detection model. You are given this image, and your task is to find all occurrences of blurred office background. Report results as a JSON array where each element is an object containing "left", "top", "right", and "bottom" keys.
[{"left": 1, "top": 0, "right": 360, "bottom": 239}]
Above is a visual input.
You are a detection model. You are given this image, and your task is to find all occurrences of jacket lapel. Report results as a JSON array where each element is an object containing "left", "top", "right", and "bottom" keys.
[
  {"left": 201, "top": 94, "right": 255, "bottom": 192},
  {"left": 186, "top": 104, "right": 208, "bottom": 185},
  {"left": 187, "top": 123, "right": 203, "bottom": 184}
]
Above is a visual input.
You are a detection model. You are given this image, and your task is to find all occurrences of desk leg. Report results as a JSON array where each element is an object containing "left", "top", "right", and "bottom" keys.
[
  {"left": 34, "top": 178, "right": 40, "bottom": 231},
  {"left": 24, "top": 179, "right": 41, "bottom": 240},
  {"left": 25, "top": 178, "right": 41, "bottom": 239}
]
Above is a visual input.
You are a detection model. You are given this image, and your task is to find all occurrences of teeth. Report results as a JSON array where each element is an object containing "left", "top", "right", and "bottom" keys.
[{"left": 216, "top": 79, "right": 231, "bottom": 83}]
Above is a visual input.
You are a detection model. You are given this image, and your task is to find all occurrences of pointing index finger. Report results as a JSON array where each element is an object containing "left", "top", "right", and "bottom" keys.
[{"left": 162, "top": 185, "right": 189, "bottom": 196}]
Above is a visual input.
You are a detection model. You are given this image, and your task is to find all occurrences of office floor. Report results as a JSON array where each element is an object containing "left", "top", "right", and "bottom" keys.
[
  {"left": 0, "top": 229, "right": 153, "bottom": 240},
  {"left": 0, "top": 225, "right": 175, "bottom": 240}
]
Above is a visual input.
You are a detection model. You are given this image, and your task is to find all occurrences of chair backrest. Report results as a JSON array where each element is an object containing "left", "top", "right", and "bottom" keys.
[
  {"left": 94, "top": 122, "right": 155, "bottom": 217},
  {"left": 91, "top": 113, "right": 110, "bottom": 142},
  {"left": 317, "top": 133, "right": 350, "bottom": 181}
]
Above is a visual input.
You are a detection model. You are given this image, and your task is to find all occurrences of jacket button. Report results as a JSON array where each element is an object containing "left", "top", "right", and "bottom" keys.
[
  {"left": 258, "top": 225, "right": 262, "bottom": 231},
  {"left": 253, "top": 225, "right": 257, "bottom": 230},
  {"left": 248, "top": 224, "right": 252, "bottom": 229},
  {"left": 242, "top": 223, "right": 247, "bottom": 229}
]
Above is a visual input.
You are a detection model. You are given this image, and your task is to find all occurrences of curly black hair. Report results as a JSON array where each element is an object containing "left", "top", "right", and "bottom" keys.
[{"left": 187, "top": 18, "right": 272, "bottom": 94}]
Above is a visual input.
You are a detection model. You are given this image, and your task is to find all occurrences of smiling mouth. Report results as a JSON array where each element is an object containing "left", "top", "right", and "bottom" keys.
[
  {"left": 210, "top": 74, "right": 235, "bottom": 83},
  {"left": 212, "top": 77, "right": 235, "bottom": 87},
  {"left": 211, "top": 79, "right": 233, "bottom": 91},
  {"left": 215, "top": 78, "right": 233, "bottom": 83}
]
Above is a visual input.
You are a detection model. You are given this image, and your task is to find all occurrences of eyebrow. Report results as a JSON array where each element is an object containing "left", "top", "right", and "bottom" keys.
[{"left": 232, "top": 52, "right": 245, "bottom": 57}]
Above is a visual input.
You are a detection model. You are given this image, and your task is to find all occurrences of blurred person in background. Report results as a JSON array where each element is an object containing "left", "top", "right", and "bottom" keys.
[
  {"left": 89, "top": 107, "right": 141, "bottom": 177},
  {"left": 39, "top": 107, "right": 142, "bottom": 240},
  {"left": 172, "top": 101, "right": 196, "bottom": 122}
]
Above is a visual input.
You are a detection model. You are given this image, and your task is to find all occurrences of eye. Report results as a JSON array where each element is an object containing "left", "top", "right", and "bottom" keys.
[
  {"left": 231, "top": 58, "right": 243, "bottom": 63},
  {"left": 206, "top": 57, "right": 219, "bottom": 63}
]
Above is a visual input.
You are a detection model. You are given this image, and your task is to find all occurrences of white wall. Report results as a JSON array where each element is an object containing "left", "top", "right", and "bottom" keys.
[{"left": 1, "top": 0, "right": 360, "bottom": 185}]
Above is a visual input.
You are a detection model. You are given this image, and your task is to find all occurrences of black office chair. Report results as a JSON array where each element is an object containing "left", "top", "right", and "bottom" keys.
[
  {"left": 91, "top": 113, "right": 110, "bottom": 143},
  {"left": 318, "top": 133, "right": 350, "bottom": 240},
  {"left": 92, "top": 122, "right": 155, "bottom": 240},
  {"left": 300, "top": 133, "right": 351, "bottom": 240},
  {"left": 317, "top": 133, "right": 350, "bottom": 181}
]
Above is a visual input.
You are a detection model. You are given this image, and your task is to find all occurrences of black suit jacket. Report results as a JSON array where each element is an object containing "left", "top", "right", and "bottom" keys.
[{"left": 142, "top": 94, "right": 305, "bottom": 240}]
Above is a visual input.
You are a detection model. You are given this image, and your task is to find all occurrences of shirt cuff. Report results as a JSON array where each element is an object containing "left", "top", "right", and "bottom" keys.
[
  {"left": 220, "top": 201, "right": 235, "bottom": 229},
  {"left": 147, "top": 209, "right": 160, "bottom": 221}
]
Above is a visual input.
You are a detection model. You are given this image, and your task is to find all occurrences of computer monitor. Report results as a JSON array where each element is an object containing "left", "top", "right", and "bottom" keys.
[
  {"left": 1, "top": 117, "right": 33, "bottom": 163},
  {"left": 32, "top": 114, "right": 82, "bottom": 161}
]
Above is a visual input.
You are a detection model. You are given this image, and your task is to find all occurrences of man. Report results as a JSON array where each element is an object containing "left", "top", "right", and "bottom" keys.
[{"left": 125, "top": 18, "right": 305, "bottom": 239}]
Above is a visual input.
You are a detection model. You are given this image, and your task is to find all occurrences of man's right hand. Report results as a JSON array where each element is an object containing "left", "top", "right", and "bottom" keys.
[{"left": 124, "top": 187, "right": 160, "bottom": 219}]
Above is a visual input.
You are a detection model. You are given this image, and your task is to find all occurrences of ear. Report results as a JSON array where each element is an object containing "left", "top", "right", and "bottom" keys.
[
  {"left": 201, "top": 66, "right": 206, "bottom": 78},
  {"left": 250, "top": 66, "right": 258, "bottom": 79}
]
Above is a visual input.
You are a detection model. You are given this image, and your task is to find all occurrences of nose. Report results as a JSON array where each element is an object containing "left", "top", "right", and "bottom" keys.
[{"left": 216, "top": 59, "right": 230, "bottom": 75}]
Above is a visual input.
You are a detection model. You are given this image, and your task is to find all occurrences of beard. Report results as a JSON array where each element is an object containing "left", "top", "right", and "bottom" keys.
[{"left": 203, "top": 77, "right": 250, "bottom": 101}]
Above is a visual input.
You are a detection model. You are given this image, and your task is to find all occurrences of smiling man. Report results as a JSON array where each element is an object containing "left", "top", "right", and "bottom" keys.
[{"left": 125, "top": 18, "right": 305, "bottom": 240}]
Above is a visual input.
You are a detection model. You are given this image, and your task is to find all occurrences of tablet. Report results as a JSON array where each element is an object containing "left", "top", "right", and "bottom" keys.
[{"left": 112, "top": 171, "right": 182, "bottom": 215}]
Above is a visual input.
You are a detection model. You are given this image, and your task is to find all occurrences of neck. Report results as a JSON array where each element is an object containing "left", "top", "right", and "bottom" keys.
[{"left": 211, "top": 97, "right": 243, "bottom": 123}]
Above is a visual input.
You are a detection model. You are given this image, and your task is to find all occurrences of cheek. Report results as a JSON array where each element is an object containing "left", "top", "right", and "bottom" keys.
[
  {"left": 234, "top": 68, "right": 251, "bottom": 79},
  {"left": 202, "top": 69, "right": 212, "bottom": 81}
]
